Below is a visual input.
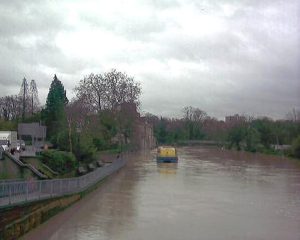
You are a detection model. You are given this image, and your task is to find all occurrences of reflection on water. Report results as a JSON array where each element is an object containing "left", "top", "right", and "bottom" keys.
[
  {"left": 23, "top": 147, "right": 300, "bottom": 240},
  {"left": 157, "top": 163, "right": 178, "bottom": 175}
]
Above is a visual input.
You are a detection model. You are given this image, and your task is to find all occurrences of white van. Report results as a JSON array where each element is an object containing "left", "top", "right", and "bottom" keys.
[{"left": 0, "top": 131, "right": 17, "bottom": 151}]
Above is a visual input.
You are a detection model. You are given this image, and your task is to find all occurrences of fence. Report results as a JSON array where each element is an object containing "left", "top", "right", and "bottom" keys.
[
  {"left": 4, "top": 152, "right": 48, "bottom": 179},
  {"left": 0, "top": 158, "right": 126, "bottom": 207}
]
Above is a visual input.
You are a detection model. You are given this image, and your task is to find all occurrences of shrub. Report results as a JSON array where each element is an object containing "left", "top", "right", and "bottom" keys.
[
  {"left": 75, "top": 134, "right": 97, "bottom": 162},
  {"left": 93, "top": 137, "right": 108, "bottom": 151},
  {"left": 40, "top": 150, "right": 77, "bottom": 173},
  {"left": 291, "top": 136, "right": 300, "bottom": 159}
]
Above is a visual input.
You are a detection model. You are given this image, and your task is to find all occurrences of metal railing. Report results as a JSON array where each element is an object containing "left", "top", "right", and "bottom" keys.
[
  {"left": 4, "top": 152, "right": 48, "bottom": 179},
  {"left": 0, "top": 158, "right": 126, "bottom": 207}
]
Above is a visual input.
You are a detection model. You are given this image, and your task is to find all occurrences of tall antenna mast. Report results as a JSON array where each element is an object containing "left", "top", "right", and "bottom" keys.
[
  {"left": 29, "top": 79, "right": 40, "bottom": 115},
  {"left": 19, "top": 77, "right": 28, "bottom": 120}
]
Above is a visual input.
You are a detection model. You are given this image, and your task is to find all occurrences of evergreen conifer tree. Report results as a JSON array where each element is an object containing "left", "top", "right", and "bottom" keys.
[{"left": 44, "top": 74, "right": 68, "bottom": 137}]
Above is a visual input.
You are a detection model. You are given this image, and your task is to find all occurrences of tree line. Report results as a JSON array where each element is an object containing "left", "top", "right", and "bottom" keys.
[
  {"left": 42, "top": 69, "right": 141, "bottom": 166},
  {"left": 145, "top": 106, "right": 300, "bottom": 159},
  {"left": 0, "top": 78, "right": 39, "bottom": 121},
  {"left": 0, "top": 69, "right": 141, "bottom": 174},
  {"left": 1, "top": 71, "right": 299, "bottom": 171}
]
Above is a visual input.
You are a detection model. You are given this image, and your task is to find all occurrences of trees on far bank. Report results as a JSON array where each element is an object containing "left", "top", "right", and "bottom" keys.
[
  {"left": 150, "top": 107, "right": 300, "bottom": 159},
  {"left": 291, "top": 136, "right": 300, "bottom": 158},
  {"left": 1, "top": 71, "right": 299, "bottom": 161}
]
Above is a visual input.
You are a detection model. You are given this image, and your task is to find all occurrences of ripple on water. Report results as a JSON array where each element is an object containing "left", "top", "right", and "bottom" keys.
[{"left": 23, "top": 147, "right": 300, "bottom": 240}]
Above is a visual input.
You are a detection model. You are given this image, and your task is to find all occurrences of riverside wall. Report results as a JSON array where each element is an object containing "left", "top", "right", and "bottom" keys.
[{"left": 0, "top": 159, "right": 125, "bottom": 240}]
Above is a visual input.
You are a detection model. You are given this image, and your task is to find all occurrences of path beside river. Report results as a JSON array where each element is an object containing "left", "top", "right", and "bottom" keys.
[{"left": 22, "top": 147, "right": 300, "bottom": 240}]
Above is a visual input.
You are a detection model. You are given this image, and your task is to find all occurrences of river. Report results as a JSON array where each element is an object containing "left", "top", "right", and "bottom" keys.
[{"left": 22, "top": 147, "right": 300, "bottom": 240}]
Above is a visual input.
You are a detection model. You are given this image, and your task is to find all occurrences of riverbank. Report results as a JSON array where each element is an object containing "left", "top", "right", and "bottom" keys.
[
  {"left": 0, "top": 156, "right": 126, "bottom": 240},
  {"left": 173, "top": 141, "right": 299, "bottom": 161}
]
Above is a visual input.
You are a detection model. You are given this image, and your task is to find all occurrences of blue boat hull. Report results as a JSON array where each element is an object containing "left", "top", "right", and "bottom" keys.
[{"left": 156, "top": 157, "right": 178, "bottom": 163}]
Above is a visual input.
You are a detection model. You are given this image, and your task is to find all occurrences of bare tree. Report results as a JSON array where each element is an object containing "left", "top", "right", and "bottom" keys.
[
  {"left": 0, "top": 95, "right": 22, "bottom": 120},
  {"left": 75, "top": 69, "right": 141, "bottom": 113},
  {"left": 103, "top": 69, "right": 141, "bottom": 109},
  {"left": 286, "top": 108, "right": 300, "bottom": 122},
  {"left": 75, "top": 73, "right": 107, "bottom": 112},
  {"left": 182, "top": 106, "right": 207, "bottom": 123}
]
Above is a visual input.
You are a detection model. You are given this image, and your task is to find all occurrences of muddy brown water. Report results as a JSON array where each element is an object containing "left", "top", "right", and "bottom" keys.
[{"left": 22, "top": 147, "right": 300, "bottom": 240}]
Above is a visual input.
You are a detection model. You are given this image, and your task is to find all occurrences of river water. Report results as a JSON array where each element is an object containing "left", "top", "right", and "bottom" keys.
[{"left": 22, "top": 147, "right": 300, "bottom": 240}]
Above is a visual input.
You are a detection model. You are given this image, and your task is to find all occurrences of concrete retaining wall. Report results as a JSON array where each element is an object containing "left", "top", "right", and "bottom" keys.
[
  {"left": 1, "top": 194, "right": 80, "bottom": 240},
  {"left": 0, "top": 159, "right": 125, "bottom": 240}
]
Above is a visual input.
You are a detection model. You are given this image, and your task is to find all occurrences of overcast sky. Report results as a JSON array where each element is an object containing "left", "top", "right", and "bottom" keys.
[{"left": 0, "top": 0, "right": 299, "bottom": 119}]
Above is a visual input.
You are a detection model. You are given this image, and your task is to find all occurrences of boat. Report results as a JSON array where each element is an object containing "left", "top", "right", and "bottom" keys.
[{"left": 156, "top": 146, "right": 178, "bottom": 163}]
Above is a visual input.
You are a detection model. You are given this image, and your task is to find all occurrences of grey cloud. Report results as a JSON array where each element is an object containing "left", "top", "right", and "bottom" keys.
[
  {"left": 0, "top": 0, "right": 88, "bottom": 94},
  {"left": 80, "top": 13, "right": 167, "bottom": 42},
  {"left": 0, "top": 0, "right": 299, "bottom": 119},
  {"left": 139, "top": 0, "right": 299, "bottom": 118},
  {"left": 145, "top": 0, "right": 180, "bottom": 10},
  {"left": 0, "top": 1, "right": 66, "bottom": 38}
]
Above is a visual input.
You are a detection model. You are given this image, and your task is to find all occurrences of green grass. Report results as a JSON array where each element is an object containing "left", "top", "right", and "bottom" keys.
[
  {"left": 58, "top": 170, "right": 77, "bottom": 178},
  {"left": 25, "top": 157, "right": 80, "bottom": 179},
  {"left": 24, "top": 158, "right": 55, "bottom": 178},
  {"left": 95, "top": 145, "right": 129, "bottom": 157},
  {"left": 0, "top": 155, "right": 35, "bottom": 180},
  {"left": 0, "top": 172, "right": 9, "bottom": 179}
]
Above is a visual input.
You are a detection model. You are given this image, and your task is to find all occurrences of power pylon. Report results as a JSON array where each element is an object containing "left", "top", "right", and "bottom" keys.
[
  {"left": 19, "top": 77, "right": 29, "bottom": 120},
  {"left": 29, "top": 79, "right": 40, "bottom": 115}
]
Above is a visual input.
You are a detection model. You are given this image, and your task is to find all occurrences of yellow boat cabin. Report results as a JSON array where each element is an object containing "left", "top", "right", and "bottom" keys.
[{"left": 156, "top": 146, "right": 178, "bottom": 163}]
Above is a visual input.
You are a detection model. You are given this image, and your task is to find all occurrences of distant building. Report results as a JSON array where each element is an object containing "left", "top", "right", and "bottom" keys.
[
  {"left": 18, "top": 122, "right": 46, "bottom": 147},
  {"left": 138, "top": 117, "right": 156, "bottom": 150},
  {"left": 117, "top": 102, "right": 156, "bottom": 150},
  {"left": 225, "top": 114, "right": 246, "bottom": 125}
]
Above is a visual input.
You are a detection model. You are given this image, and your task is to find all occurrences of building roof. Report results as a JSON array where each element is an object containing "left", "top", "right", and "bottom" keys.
[{"left": 18, "top": 122, "right": 46, "bottom": 138}]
